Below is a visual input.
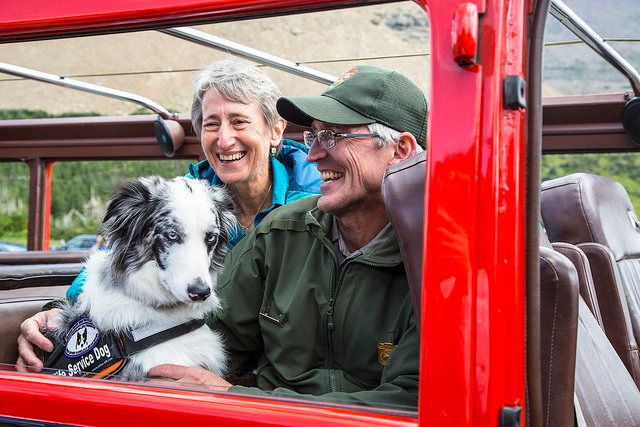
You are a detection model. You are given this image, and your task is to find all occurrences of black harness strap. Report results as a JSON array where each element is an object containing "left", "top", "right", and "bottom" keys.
[{"left": 121, "top": 318, "right": 206, "bottom": 355}]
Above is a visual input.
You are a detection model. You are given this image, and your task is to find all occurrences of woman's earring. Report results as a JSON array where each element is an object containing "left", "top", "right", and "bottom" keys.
[{"left": 270, "top": 146, "right": 277, "bottom": 157}]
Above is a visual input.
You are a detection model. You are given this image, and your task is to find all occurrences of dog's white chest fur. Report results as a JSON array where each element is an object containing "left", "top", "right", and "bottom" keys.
[{"left": 129, "top": 325, "right": 226, "bottom": 376}]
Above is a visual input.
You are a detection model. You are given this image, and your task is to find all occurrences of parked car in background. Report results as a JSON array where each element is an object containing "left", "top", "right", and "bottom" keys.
[
  {"left": 54, "top": 234, "right": 96, "bottom": 251},
  {"left": 0, "top": 241, "right": 26, "bottom": 251}
]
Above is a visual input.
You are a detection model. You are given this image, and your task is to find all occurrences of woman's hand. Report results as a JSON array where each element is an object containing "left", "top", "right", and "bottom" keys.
[
  {"left": 147, "top": 364, "right": 232, "bottom": 392},
  {"left": 16, "top": 308, "right": 62, "bottom": 373}
]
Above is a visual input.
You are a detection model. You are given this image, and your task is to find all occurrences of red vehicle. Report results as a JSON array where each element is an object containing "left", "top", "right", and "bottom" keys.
[{"left": 1, "top": 0, "right": 639, "bottom": 425}]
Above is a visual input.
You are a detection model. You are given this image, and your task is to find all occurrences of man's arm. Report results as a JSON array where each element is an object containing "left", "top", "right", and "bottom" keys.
[
  {"left": 147, "top": 319, "right": 419, "bottom": 410},
  {"left": 211, "top": 235, "right": 266, "bottom": 373},
  {"left": 228, "top": 318, "right": 419, "bottom": 410}
]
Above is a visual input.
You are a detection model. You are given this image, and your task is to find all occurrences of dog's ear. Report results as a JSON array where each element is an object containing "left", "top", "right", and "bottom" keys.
[
  {"left": 204, "top": 185, "right": 237, "bottom": 270},
  {"left": 102, "top": 177, "right": 163, "bottom": 244}
]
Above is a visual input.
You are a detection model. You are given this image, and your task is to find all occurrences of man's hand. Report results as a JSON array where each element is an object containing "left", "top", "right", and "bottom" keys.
[
  {"left": 16, "top": 308, "right": 62, "bottom": 373},
  {"left": 147, "top": 364, "right": 232, "bottom": 392}
]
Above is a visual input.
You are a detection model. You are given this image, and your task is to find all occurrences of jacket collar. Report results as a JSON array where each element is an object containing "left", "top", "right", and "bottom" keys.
[
  {"left": 187, "top": 156, "right": 288, "bottom": 210},
  {"left": 305, "top": 204, "right": 403, "bottom": 265}
]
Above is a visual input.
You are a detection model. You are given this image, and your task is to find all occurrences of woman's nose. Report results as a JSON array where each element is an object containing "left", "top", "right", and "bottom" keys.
[{"left": 216, "top": 123, "right": 235, "bottom": 150}]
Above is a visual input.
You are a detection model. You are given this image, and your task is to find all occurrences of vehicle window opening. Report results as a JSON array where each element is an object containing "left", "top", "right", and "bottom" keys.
[{"left": 0, "top": 0, "right": 429, "bottom": 417}]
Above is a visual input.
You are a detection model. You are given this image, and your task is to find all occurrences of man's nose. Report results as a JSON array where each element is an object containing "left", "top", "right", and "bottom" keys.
[{"left": 306, "top": 139, "right": 327, "bottom": 162}]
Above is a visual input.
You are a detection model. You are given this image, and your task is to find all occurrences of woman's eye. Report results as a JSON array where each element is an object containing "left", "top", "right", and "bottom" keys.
[
  {"left": 233, "top": 119, "right": 248, "bottom": 127},
  {"left": 204, "top": 122, "right": 220, "bottom": 130}
]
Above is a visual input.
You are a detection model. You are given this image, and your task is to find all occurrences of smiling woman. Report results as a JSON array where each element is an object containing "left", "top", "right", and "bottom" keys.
[{"left": 186, "top": 58, "right": 321, "bottom": 244}]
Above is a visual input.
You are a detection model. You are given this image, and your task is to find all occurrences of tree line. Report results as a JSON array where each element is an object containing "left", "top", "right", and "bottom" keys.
[{"left": 2, "top": 109, "right": 640, "bottom": 244}]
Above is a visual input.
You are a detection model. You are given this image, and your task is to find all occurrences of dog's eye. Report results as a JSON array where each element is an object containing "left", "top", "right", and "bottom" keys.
[
  {"left": 205, "top": 233, "right": 217, "bottom": 246},
  {"left": 166, "top": 231, "right": 179, "bottom": 241}
]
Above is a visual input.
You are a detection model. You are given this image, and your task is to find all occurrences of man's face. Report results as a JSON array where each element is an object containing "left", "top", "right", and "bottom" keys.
[{"left": 306, "top": 120, "right": 395, "bottom": 216}]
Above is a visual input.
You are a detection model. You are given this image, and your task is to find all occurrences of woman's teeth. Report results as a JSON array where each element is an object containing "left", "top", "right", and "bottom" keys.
[
  {"left": 219, "top": 152, "right": 246, "bottom": 162},
  {"left": 321, "top": 171, "right": 343, "bottom": 182}
]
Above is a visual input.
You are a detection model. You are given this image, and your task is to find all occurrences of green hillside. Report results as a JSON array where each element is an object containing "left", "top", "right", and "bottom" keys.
[
  {"left": 1, "top": 160, "right": 191, "bottom": 245},
  {"left": 542, "top": 153, "right": 640, "bottom": 212}
]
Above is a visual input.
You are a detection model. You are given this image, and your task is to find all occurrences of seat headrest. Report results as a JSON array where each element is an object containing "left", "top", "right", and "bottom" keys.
[{"left": 541, "top": 173, "right": 640, "bottom": 261}]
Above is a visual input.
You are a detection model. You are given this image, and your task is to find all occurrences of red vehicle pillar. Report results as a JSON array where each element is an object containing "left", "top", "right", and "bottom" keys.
[{"left": 421, "top": 0, "right": 527, "bottom": 424}]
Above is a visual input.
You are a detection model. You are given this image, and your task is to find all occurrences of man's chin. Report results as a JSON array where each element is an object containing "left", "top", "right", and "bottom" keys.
[{"left": 317, "top": 195, "right": 342, "bottom": 215}]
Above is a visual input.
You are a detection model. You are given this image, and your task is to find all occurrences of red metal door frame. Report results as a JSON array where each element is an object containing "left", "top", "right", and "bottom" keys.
[{"left": 422, "top": 0, "right": 527, "bottom": 424}]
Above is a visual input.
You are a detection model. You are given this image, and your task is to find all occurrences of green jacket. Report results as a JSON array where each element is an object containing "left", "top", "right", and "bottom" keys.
[{"left": 212, "top": 195, "right": 419, "bottom": 410}]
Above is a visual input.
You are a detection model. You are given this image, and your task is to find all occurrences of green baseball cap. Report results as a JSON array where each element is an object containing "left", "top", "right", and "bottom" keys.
[{"left": 276, "top": 65, "right": 427, "bottom": 148}]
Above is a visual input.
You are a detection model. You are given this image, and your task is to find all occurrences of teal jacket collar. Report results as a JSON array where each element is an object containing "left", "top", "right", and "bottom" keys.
[{"left": 186, "top": 139, "right": 320, "bottom": 246}]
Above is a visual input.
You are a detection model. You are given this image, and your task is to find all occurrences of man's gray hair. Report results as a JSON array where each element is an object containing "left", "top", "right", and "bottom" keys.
[
  {"left": 368, "top": 123, "right": 424, "bottom": 152},
  {"left": 191, "top": 58, "right": 283, "bottom": 140}
]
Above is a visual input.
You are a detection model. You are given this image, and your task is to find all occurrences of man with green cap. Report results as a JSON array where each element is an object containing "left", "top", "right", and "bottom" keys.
[{"left": 148, "top": 65, "right": 427, "bottom": 410}]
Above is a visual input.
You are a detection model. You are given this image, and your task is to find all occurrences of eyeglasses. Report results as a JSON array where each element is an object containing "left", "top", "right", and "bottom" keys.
[{"left": 302, "top": 129, "right": 380, "bottom": 150}]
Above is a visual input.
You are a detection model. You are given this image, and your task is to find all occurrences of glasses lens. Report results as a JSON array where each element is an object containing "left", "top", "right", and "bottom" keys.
[
  {"left": 303, "top": 130, "right": 315, "bottom": 148},
  {"left": 317, "top": 130, "right": 335, "bottom": 149}
]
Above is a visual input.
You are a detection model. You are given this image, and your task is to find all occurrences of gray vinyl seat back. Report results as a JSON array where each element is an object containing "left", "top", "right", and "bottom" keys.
[
  {"left": 575, "top": 297, "right": 640, "bottom": 425},
  {"left": 381, "top": 151, "right": 426, "bottom": 330},
  {"left": 539, "top": 228, "right": 579, "bottom": 426},
  {"left": 540, "top": 223, "right": 640, "bottom": 425},
  {"left": 541, "top": 172, "right": 640, "bottom": 387}
]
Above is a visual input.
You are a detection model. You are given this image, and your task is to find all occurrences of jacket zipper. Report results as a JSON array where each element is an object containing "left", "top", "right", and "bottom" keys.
[
  {"left": 326, "top": 253, "right": 338, "bottom": 392},
  {"left": 328, "top": 257, "right": 401, "bottom": 392},
  {"left": 313, "top": 221, "right": 400, "bottom": 393}
]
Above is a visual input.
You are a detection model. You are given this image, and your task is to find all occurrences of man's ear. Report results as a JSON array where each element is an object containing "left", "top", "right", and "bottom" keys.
[
  {"left": 389, "top": 132, "right": 418, "bottom": 165},
  {"left": 271, "top": 118, "right": 286, "bottom": 146}
]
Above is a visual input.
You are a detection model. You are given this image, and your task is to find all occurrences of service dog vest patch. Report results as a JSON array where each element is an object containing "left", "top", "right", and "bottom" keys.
[
  {"left": 44, "top": 315, "right": 127, "bottom": 379},
  {"left": 43, "top": 315, "right": 206, "bottom": 379}
]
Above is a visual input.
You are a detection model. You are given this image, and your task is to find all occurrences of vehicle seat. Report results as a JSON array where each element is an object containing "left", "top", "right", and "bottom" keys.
[
  {"left": 382, "top": 151, "right": 427, "bottom": 330},
  {"left": 0, "top": 253, "right": 81, "bottom": 365},
  {"left": 575, "top": 297, "right": 640, "bottom": 424},
  {"left": 539, "top": 228, "right": 579, "bottom": 426},
  {"left": 540, "top": 223, "right": 640, "bottom": 424},
  {"left": 547, "top": 239, "right": 604, "bottom": 327},
  {"left": 541, "top": 173, "right": 640, "bottom": 387}
]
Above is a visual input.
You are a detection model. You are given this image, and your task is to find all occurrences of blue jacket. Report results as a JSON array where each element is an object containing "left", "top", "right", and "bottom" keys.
[{"left": 66, "top": 139, "right": 320, "bottom": 302}]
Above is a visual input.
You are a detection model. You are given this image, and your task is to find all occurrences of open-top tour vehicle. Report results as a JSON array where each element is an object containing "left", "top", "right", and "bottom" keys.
[{"left": 1, "top": 0, "right": 640, "bottom": 425}]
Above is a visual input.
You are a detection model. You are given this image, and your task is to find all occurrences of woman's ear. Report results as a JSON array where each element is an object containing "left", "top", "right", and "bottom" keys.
[
  {"left": 389, "top": 132, "right": 419, "bottom": 165},
  {"left": 271, "top": 118, "right": 286, "bottom": 146}
]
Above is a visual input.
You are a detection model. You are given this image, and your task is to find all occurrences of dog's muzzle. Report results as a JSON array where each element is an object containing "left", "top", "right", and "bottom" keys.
[{"left": 187, "top": 278, "right": 211, "bottom": 301}]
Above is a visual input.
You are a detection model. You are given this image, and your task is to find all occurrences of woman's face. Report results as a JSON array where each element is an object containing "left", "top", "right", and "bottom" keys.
[{"left": 200, "top": 89, "right": 283, "bottom": 187}]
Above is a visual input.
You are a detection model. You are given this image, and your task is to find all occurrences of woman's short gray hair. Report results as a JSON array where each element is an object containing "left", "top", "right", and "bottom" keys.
[
  {"left": 368, "top": 122, "right": 424, "bottom": 152},
  {"left": 191, "top": 58, "right": 283, "bottom": 139}
]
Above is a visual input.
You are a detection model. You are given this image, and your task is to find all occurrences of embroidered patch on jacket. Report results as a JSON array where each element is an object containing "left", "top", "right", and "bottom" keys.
[
  {"left": 377, "top": 342, "right": 397, "bottom": 366},
  {"left": 64, "top": 316, "right": 100, "bottom": 357}
]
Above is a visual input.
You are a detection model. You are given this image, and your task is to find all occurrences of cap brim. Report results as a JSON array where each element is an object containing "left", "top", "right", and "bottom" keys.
[{"left": 277, "top": 95, "right": 375, "bottom": 128}]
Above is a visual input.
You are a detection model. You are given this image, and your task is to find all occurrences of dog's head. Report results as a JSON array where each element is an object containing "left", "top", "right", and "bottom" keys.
[{"left": 102, "top": 176, "right": 236, "bottom": 306}]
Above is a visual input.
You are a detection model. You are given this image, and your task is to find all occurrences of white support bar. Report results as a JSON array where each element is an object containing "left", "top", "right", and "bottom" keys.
[
  {"left": 161, "top": 27, "right": 337, "bottom": 85},
  {"left": 550, "top": 0, "right": 640, "bottom": 96},
  {"left": 0, "top": 61, "right": 173, "bottom": 118}
]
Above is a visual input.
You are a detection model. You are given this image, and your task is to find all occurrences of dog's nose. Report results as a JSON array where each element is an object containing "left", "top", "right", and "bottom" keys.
[{"left": 187, "top": 278, "right": 211, "bottom": 301}]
